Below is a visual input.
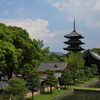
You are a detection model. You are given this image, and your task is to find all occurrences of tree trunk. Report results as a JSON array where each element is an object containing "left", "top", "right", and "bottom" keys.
[
  {"left": 50, "top": 85, "right": 52, "bottom": 94},
  {"left": 64, "top": 85, "right": 66, "bottom": 89},
  {"left": 32, "top": 90, "right": 34, "bottom": 100},
  {"left": 0, "top": 75, "right": 1, "bottom": 81},
  {"left": 41, "top": 82, "right": 44, "bottom": 93},
  {"left": 8, "top": 67, "right": 13, "bottom": 80}
]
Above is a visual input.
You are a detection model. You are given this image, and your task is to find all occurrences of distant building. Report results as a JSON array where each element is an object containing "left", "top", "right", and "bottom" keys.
[
  {"left": 38, "top": 62, "right": 68, "bottom": 85},
  {"left": 83, "top": 49, "right": 100, "bottom": 74},
  {"left": 63, "top": 18, "right": 85, "bottom": 53},
  {"left": 38, "top": 62, "right": 68, "bottom": 79}
]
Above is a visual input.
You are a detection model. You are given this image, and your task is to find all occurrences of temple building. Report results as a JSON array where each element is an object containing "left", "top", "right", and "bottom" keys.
[
  {"left": 63, "top": 18, "right": 85, "bottom": 53},
  {"left": 83, "top": 49, "right": 100, "bottom": 74}
]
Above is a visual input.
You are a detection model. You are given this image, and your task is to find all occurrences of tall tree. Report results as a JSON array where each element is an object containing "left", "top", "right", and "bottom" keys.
[
  {"left": 0, "top": 23, "right": 41, "bottom": 79},
  {"left": 4, "top": 78, "right": 27, "bottom": 100},
  {"left": 91, "top": 64, "right": 98, "bottom": 74},
  {"left": 0, "top": 40, "right": 19, "bottom": 79},
  {"left": 26, "top": 70, "right": 41, "bottom": 100},
  {"left": 84, "top": 66, "right": 93, "bottom": 79},
  {"left": 45, "top": 69, "right": 58, "bottom": 94},
  {"left": 70, "top": 67, "right": 79, "bottom": 84},
  {"left": 61, "top": 69, "right": 72, "bottom": 88},
  {"left": 67, "top": 51, "right": 85, "bottom": 69},
  {"left": 37, "top": 39, "right": 50, "bottom": 62},
  {"left": 79, "top": 70, "right": 85, "bottom": 81}
]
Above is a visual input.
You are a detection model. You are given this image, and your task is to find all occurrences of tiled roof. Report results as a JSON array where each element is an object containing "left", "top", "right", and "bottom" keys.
[
  {"left": 38, "top": 62, "right": 68, "bottom": 72},
  {"left": 63, "top": 46, "right": 85, "bottom": 51},
  {"left": 83, "top": 49, "right": 100, "bottom": 60},
  {"left": 64, "top": 31, "right": 84, "bottom": 38},
  {"left": 64, "top": 40, "right": 85, "bottom": 44},
  {"left": 90, "top": 51, "right": 100, "bottom": 60}
]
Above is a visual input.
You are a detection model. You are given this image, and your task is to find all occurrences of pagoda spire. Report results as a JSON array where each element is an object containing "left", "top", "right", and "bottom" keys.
[{"left": 73, "top": 17, "right": 76, "bottom": 32}]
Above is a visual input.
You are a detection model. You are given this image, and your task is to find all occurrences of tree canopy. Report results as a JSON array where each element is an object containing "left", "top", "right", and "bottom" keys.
[
  {"left": 4, "top": 78, "right": 27, "bottom": 100},
  {"left": 26, "top": 70, "right": 41, "bottom": 100},
  {"left": 0, "top": 23, "right": 43, "bottom": 79},
  {"left": 45, "top": 69, "right": 58, "bottom": 94},
  {"left": 66, "top": 51, "right": 85, "bottom": 69}
]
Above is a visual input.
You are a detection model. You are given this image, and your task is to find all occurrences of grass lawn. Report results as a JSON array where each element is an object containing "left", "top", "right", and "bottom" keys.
[
  {"left": 25, "top": 88, "right": 72, "bottom": 100},
  {"left": 69, "top": 77, "right": 99, "bottom": 87}
]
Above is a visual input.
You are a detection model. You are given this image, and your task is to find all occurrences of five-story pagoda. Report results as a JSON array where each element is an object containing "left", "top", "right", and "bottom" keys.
[{"left": 63, "top": 18, "right": 85, "bottom": 53}]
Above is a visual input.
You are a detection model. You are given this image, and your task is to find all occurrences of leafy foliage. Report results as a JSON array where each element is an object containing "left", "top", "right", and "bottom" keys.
[
  {"left": 61, "top": 69, "right": 72, "bottom": 88},
  {"left": 0, "top": 23, "right": 43, "bottom": 79},
  {"left": 70, "top": 67, "right": 79, "bottom": 84},
  {"left": 3, "top": 78, "right": 27, "bottom": 100},
  {"left": 91, "top": 64, "right": 98, "bottom": 74},
  {"left": 26, "top": 70, "right": 41, "bottom": 100},
  {"left": 67, "top": 51, "right": 85, "bottom": 69},
  {"left": 84, "top": 66, "right": 93, "bottom": 79},
  {"left": 45, "top": 69, "right": 58, "bottom": 94}
]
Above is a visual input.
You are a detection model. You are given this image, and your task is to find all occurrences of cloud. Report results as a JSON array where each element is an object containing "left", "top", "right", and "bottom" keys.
[
  {"left": 48, "top": 0, "right": 100, "bottom": 27},
  {"left": 19, "top": 8, "right": 24, "bottom": 11},
  {"left": 0, "top": 18, "right": 66, "bottom": 44},
  {"left": 4, "top": 10, "right": 9, "bottom": 13},
  {"left": 6, "top": 2, "right": 12, "bottom": 5},
  {"left": 2, "top": 0, "right": 12, "bottom": 5},
  {"left": 94, "top": 0, "right": 100, "bottom": 10},
  {"left": 67, "top": 16, "right": 73, "bottom": 23}
]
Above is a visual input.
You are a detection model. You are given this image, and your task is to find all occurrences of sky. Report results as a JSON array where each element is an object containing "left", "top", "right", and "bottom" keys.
[{"left": 0, "top": 0, "right": 100, "bottom": 53}]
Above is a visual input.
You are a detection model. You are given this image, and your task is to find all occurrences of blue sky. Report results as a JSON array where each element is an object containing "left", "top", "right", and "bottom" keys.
[{"left": 0, "top": 0, "right": 100, "bottom": 53}]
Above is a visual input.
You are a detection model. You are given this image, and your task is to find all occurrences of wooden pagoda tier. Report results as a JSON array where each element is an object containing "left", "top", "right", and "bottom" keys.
[{"left": 63, "top": 18, "right": 85, "bottom": 53}]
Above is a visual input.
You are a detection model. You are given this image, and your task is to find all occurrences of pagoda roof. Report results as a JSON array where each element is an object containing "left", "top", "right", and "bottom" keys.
[
  {"left": 63, "top": 46, "right": 85, "bottom": 51},
  {"left": 64, "top": 30, "right": 84, "bottom": 38},
  {"left": 64, "top": 40, "right": 85, "bottom": 44},
  {"left": 83, "top": 49, "right": 100, "bottom": 60}
]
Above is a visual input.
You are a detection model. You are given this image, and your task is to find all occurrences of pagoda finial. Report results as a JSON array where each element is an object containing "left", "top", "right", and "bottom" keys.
[{"left": 73, "top": 17, "right": 76, "bottom": 32}]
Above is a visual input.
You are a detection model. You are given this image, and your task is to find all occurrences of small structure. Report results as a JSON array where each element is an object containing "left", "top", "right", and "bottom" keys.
[
  {"left": 38, "top": 62, "right": 68, "bottom": 82},
  {"left": 38, "top": 62, "right": 68, "bottom": 93},
  {"left": 38, "top": 62, "right": 68, "bottom": 79},
  {"left": 63, "top": 18, "right": 85, "bottom": 53},
  {"left": 83, "top": 49, "right": 100, "bottom": 74}
]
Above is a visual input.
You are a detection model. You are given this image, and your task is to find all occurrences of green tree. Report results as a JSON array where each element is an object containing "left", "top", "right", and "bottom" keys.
[
  {"left": 79, "top": 70, "right": 85, "bottom": 81},
  {"left": 91, "top": 64, "right": 98, "bottom": 74},
  {"left": 26, "top": 70, "right": 41, "bottom": 100},
  {"left": 45, "top": 69, "right": 58, "bottom": 94},
  {"left": 70, "top": 67, "right": 79, "bottom": 84},
  {"left": 0, "top": 23, "right": 41, "bottom": 79},
  {"left": 3, "top": 78, "right": 27, "bottom": 100},
  {"left": 37, "top": 39, "right": 50, "bottom": 62},
  {"left": 0, "top": 40, "right": 19, "bottom": 79},
  {"left": 67, "top": 51, "right": 85, "bottom": 69},
  {"left": 84, "top": 66, "right": 93, "bottom": 79},
  {"left": 61, "top": 69, "right": 72, "bottom": 88},
  {"left": 47, "top": 52, "right": 59, "bottom": 61}
]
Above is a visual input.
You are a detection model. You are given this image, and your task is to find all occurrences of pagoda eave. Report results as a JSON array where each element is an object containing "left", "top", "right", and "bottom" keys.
[
  {"left": 64, "top": 41, "right": 85, "bottom": 44},
  {"left": 64, "top": 35, "right": 84, "bottom": 39},
  {"left": 63, "top": 47, "right": 85, "bottom": 51}
]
